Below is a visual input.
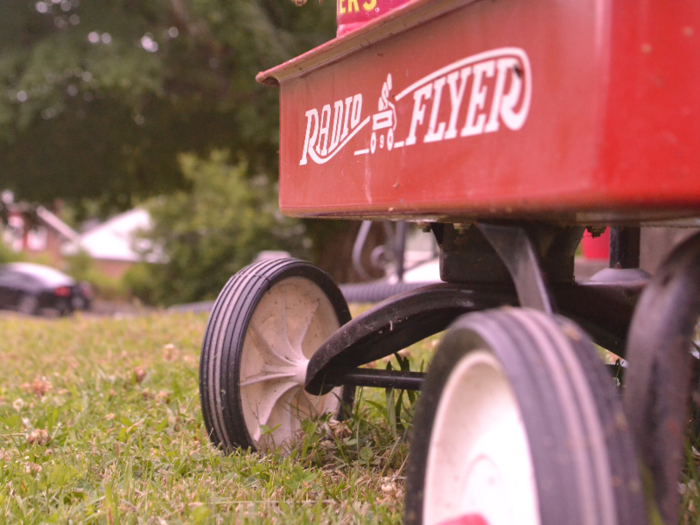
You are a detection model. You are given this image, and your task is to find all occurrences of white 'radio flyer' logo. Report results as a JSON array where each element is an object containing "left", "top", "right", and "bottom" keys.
[{"left": 299, "top": 47, "right": 532, "bottom": 166}]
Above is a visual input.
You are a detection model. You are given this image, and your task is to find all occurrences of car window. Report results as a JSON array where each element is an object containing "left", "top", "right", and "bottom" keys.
[
  {"left": 0, "top": 271, "right": 20, "bottom": 285},
  {"left": 18, "top": 274, "right": 40, "bottom": 286},
  {"left": 1, "top": 264, "right": 73, "bottom": 286},
  {"left": 0, "top": 271, "right": 40, "bottom": 287}
]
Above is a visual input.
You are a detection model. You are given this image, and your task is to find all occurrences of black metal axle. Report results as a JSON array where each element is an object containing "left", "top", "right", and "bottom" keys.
[{"left": 335, "top": 368, "right": 424, "bottom": 390}]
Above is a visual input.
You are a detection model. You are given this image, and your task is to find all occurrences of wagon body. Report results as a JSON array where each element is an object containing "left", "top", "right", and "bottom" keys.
[
  {"left": 200, "top": 4, "right": 700, "bottom": 525},
  {"left": 258, "top": 0, "right": 700, "bottom": 224}
]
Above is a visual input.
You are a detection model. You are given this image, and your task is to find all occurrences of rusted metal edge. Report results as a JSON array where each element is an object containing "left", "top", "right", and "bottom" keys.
[{"left": 255, "top": 0, "right": 479, "bottom": 87}]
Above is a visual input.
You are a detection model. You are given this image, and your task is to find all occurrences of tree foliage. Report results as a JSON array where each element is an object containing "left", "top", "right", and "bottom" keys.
[
  {"left": 1, "top": 1, "right": 370, "bottom": 298},
  {"left": 134, "top": 150, "right": 308, "bottom": 305},
  {"left": 0, "top": 0, "right": 336, "bottom": 216}
]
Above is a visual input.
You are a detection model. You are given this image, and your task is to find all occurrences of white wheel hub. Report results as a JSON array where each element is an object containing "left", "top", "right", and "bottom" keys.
[
  {"left": 239, "top": 277, "right": 342, "bottom": 451},
  {"left": 424, "top": 351, "right": 540, "bottom": 525}
]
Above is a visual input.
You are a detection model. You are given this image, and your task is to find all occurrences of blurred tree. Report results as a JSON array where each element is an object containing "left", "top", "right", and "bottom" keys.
[
  {"left": 0, "top": 0, "right": 336, "bottom": 218},
  {"left": 133, "top": 150, "right": 307, "bottom": 305},
  {"left": 0, "top": 0, "right": 379, "bottom": 292}
]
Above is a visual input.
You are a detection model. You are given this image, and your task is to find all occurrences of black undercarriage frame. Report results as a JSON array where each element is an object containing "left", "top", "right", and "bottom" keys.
[{"left": 304, "top": 221, "right": 700, "bottom": 525}]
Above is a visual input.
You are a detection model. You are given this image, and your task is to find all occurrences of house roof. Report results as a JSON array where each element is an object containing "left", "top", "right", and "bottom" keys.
[
  {"left": 63, "top": 208, "right": 163, "bottom": 263},
  {"left": 36, "top": 207, "right": 79, "bottom": 242},
  {"left": 3, "top": 203, "right": 78, "bottom": 241}
]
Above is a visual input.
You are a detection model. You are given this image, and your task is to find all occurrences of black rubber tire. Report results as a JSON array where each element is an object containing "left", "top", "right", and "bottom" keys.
[
  {"left": 199, "top": 258, "right": 351, "bottom": 453},
  {"left": 17, "top": 294, "right": 38, "bottom": 316},
  {"left": 405, "top": 308, "right": 647, "bottom": 525},
  {"left": 58, "top": 306, "right": 72, "bottom": 317}
]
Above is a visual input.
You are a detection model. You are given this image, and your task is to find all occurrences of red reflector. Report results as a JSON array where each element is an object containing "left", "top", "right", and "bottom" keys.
[
  {"left": 54, "top": 286, "right": 72, "bottom": 297},
  {"left": 437, "top": 515, "right": 489, "bottom": 525}
]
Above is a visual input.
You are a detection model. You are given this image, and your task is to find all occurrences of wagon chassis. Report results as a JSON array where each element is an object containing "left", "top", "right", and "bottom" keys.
[
  {"left": 199, "top": 0, "right": 700, "bottom": 522},
  {"left": 305, "top": 222, "right": 644, "bottom": 395}
]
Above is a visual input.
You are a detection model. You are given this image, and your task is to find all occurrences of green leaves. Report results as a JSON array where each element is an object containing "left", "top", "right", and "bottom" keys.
[
  {"left": 134, "top": 150, "right": 308, "bottom": 305},
  {"left": 0, "top": 0, "right": 336, "bottom": 211},
  {"left": 0, "top": 309, "right": 417, "bottom": 523}
]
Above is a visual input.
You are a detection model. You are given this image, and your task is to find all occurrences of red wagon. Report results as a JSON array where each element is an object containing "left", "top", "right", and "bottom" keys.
[{"left": 200, "top": 1, "right": 700, "bottom": 523}]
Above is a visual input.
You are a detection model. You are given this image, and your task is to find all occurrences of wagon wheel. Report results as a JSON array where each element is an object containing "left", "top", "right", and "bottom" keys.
[
  {"left": 17, "top": 294, "right": 38, "bottom": 316},
  {"left": 405, "top": 308, "right": 647, "bottom": 525},
  {"left": 200, "top": 258, "right": 352, "bottom": 453}
]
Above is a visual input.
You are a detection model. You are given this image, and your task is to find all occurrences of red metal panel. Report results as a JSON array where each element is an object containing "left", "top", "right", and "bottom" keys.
[
  {"left": 602, "top": 2, "right": 700, "bottom": 207},
  {"left": 259, "top": 0, "right": 700, "bottom": 224}
]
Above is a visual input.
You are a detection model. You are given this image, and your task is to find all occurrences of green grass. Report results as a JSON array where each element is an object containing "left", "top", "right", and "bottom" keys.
[
  {"left": 0, "top": 310, "right": 433, "bottom": 524},
  {"left": 2, "top": 309, "right": 698, "bottom": 524}
]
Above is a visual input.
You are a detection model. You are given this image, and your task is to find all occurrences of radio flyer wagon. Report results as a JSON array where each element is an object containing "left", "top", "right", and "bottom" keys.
[{"left": 199, "top": 1, "right": 700, "bottom": 523}]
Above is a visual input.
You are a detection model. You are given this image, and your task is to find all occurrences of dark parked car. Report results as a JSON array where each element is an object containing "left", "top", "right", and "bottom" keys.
[{"left": 0, "top": 263, "right": 92, "bottom": 316}]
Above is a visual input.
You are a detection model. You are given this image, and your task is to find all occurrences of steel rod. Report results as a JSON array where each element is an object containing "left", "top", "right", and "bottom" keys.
[
  {"left": 609, "top": 226, "right": 641, "bottom": 269},
  {"left": 336, "top": 368, "right": 424, "bottom": 390}
]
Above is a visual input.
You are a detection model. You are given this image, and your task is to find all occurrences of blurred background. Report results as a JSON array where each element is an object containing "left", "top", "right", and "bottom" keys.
[
  {"left": 0, "top": 1, "right": 695, "bottom": 314},
  {"left": 0, "top": 0, "right": 381, "bottom": 309}
]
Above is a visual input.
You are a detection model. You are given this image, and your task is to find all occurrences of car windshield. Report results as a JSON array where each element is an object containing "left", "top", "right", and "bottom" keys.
[{"left": 0, "top": 263, "right": 74, "bottom": 287}]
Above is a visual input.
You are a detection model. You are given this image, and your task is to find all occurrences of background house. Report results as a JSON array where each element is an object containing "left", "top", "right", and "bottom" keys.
[
  {"left": 1, "top": 203, "right": 78, "bottom": 267},
  {"left": 62, "top": 208, "right": 162, "bottom": 280}
]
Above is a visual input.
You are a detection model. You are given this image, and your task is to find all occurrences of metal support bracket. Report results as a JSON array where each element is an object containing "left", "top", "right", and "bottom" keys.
[
  {"left": 306, "top": 283, "right": 516, "bottom": 395},
  {"left": 477, "top": 223, "right": 555, "bottom": 314},
  {"left": 610, "top": 226, "right": 641, "bottom": 269},
  {"left": 305, "top": 279, "right": 645, "bottom": 396}
]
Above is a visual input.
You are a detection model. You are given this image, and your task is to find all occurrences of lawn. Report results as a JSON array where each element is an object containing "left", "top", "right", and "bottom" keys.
[
  {"left": 0, "top": 310, "right": 431, "bottom": 524},
  {"left": 1, "top": 310, "right": 699, "bottom": 524}
]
